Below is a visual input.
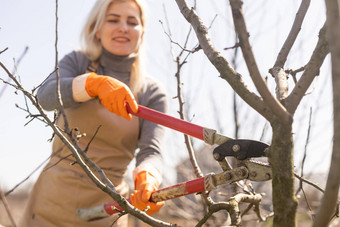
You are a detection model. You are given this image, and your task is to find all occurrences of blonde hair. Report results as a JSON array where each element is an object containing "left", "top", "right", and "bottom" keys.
[{"left": 80, "top": 0, "right": 146, "bottom": 97}]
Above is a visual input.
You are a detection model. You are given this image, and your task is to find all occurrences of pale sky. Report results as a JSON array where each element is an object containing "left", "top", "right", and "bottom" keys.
[{"left": 0, "top": 0, "right": 332, "bottom": 191}]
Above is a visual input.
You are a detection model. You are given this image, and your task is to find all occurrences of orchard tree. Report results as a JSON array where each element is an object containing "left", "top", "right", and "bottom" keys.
[
  {"left": 1, "top": 0, "right": 339, "bottom": 227},
  {"left": 173, "top": 0, "right": 339, "bottom": 226}
]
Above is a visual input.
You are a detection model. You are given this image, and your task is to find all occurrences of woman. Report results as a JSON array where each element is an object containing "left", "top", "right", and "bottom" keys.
[{"left": 19, "top": 0, "right": 167, "bottom": 226}]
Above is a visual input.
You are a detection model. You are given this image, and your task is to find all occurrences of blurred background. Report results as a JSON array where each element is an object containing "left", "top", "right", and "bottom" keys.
[{"left": 0, "top": 0, "right": 333, "bottom": 226}]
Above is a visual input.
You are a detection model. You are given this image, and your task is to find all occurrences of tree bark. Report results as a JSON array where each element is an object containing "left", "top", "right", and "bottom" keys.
[{"left": 270, "top": 120, "right": 298, "bottom": 227}]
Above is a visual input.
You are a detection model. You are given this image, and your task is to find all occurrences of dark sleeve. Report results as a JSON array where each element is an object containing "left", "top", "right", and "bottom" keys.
[
  {"left": 135, "top": 77, "right": 168, "bottom": 176},
  {"left": 37, "top": 51, "right": 90, "bottom": 111}
]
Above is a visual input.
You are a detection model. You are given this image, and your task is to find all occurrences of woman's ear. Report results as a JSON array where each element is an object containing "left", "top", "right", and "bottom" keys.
[{"left": 95, "top": 29, "right": 101, "bottom": 40}]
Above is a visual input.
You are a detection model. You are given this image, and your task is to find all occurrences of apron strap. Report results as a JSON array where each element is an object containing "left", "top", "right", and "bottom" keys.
[{"left": 86, "top": 61, "right": 99, "bottom": 73}]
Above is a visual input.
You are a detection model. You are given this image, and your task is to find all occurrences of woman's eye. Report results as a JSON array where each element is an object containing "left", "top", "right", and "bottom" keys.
[
  {"left": 107, "top": 19, "right": 119, "bottom": 23},
  {"left": 127, "top": 19, "right": 139, "bottom": 26},
  {"left": 128, "top": 22, "right": 138, "bottom": 26}
]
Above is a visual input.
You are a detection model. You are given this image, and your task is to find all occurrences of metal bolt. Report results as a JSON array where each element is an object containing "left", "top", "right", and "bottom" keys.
[
  {"left": 232, "top": 144, "right": 240, "bottom": 152},
  {"left": 238, "top": 168, "right": 247, "bottom": 177},
  {"left": 213, "top": 153, "right": 220, "bottom": 160},
  {"left": 250, "top": 171, "right": 257, "bottom": 178},
  {"left": 225, "top": 173, "right": 232, "bottom": 180},
  {"left": 265, "top": 173, "right": 271, "bottom": 180}
]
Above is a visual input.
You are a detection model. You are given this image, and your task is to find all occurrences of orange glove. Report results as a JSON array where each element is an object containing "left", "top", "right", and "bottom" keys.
[
  {"left": 130, "top": 171, "right": 164, "bottom": 215},
  {"left": 85, "top": 72, "right": 138, "bottom": 120}
]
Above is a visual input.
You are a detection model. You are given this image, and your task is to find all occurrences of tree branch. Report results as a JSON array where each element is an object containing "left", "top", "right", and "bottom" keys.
[
  {"left": 0, "top": 61, "right": 175, "bottom": 227},
  {"left": 0, "top": 46, "right": 28, "bottom": 99},
  {"left": 175, "top": 0, "right": 280, "bottom": 124},
  {"left": 196, "top": 193, "right": 265, "bottom": 226},
  {"left": 229, "top": 0, "right": 292, "bottom": 124},
  {"left": 296, "top": 107, "right": 312, "bottom": 195},
  {"left": 286, "top": 23, "right": 329, "bottom": 114},
  {"left": 273, "top": 0, "right": 311, "bottom": 68},
  {"left": 54, "top": 0, "right": 69, "bottom": 134},
  {"left": 270, "top": 0, "right": 310, "bottom": 104}
]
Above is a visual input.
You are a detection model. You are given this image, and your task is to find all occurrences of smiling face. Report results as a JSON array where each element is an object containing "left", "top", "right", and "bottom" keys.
[{"left": 96, "top": 0, "right": 143, "bottom": 56}]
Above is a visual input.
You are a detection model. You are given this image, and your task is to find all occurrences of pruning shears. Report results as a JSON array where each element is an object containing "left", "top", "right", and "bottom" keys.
[{"left": 76, "top": 105, "right": 271, "bottom": 221}]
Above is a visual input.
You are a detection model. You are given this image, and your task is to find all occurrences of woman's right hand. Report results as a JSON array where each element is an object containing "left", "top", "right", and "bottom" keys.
[{"left": 85, "top": 72, "right": 138, "bottom": 120}]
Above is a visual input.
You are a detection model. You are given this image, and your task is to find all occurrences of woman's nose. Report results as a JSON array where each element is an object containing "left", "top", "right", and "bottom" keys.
[{"left": 118, "top": 22, "right": 128, "bottom": 32}]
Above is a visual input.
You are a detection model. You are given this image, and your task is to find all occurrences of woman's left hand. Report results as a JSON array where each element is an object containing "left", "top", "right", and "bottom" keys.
[{"left": 130, "top": 171, "right": 165, "bottom": 215}]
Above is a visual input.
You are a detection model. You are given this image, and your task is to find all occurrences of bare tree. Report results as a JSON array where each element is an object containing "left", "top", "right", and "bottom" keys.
[
  {"left": 173, "top": 0, "right": 339, "bottom": 226},
  {"left": 1, "top": 0, "right": 339, "bottom": 227}
]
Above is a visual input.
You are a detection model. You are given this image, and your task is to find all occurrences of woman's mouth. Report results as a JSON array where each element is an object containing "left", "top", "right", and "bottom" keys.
[{"left": 113, "top": 37, "right": 130, "bottom": 42}]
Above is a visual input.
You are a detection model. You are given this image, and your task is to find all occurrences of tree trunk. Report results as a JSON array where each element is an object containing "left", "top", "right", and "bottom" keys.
[
  {"left": 313, "top": 1, "right": 340, "bottom": 225},
  {"left": 270, "top": 120, "right": 298, "bottom": 227}
]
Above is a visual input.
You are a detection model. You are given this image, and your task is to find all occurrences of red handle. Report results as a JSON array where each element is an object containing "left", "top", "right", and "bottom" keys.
[
  {"left": 104, "top": 177, "right": 205, "bottom": 215},
  {"left": 127, "top": 104, "right": 204, "bottom": 141}
]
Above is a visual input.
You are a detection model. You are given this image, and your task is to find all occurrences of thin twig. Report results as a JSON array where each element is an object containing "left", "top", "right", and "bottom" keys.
[
  {"left": 241, "top": 203, "right": 253, "bottom": 217},
  {"left": 4, "top": 145, "right": 65, "bottom": 197},
  {"left": 296, "top": 107, "right": 312, "bottom": 195},
  {"left": 286, "top": 24, "right": 329, "bottom": 114},
  {"left": 0, "top": 46, "right": 29, "bottom": 99},
  {"left": 44, "top": 155, "right": 73, "bottom": 172},
  {"left": 174, "top": 56, "right": 203, "bottom": 179},
  {"left": 301, "top": 187, "right": 313, "bottom": 214},
  {"left": 110, "top": 212, "right": 128, "bottom": 227},
  {"left": 294, "top": 173, "right": 325, "bottom": 193},
  {"left": 84, "top": 125, "right": 102, "bottom": 152},
  {"left": 0, "top": 47, "right": 8, "bottom": 54},
  {"left": 14, "top": 103, "right": 48, "bottom": 125},
  {"left": 159, "top": 20, "right": 195, "bottom": 54},
  {"left": 195, "top": 202, "right": 231, "bottom": 227},
  {"left": 160, "top": 4, "right": 223, "bottom": 56},
  {"left": 207, "top": 14, "right": 218, "bottom": 30},
  {"left": 32, "top": 68, "right": 57, "bottom": 94},
  {"left": 54, "top": 0, "right": 69, "bottom": 134},
  {"left": 0, "top": 189, "right": 17, "bottom": 227},
  {"left": 224, "top": 42, "right": 240, "bottom": 51},
  {"left": 4, "top": 156, "right": 49, "bottom": 196},
  {"left": 285, "top": 66, "right": 306, "bottom": 84}
]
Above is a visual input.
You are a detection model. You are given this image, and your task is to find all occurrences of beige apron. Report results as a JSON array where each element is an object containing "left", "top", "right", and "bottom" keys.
[{"left": 19, "top": 99, "right": 139, "bottom": 227}]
